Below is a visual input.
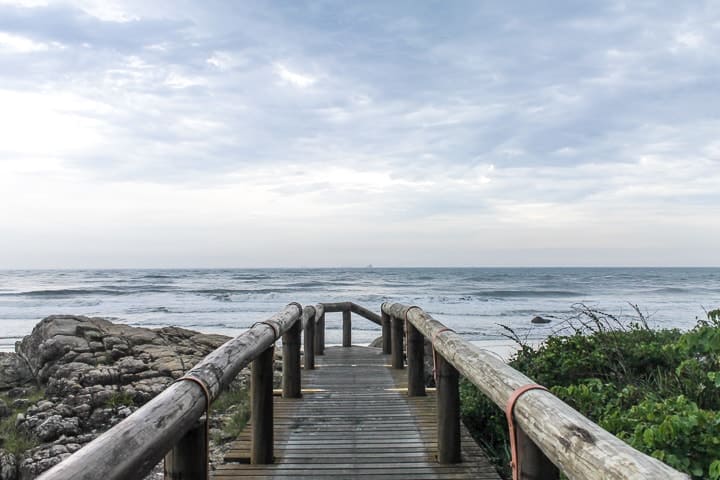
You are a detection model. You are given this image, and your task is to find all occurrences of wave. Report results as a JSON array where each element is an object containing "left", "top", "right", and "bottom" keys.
[
  {"left": 194, "top": 288, "right": 291, "bottom": 295},
  {"left": 466, "top": 290, "right": 584, "bottom": 298},
  {"left": 125, "top": 306, "right": 172, "bottom": 314},
  {"left": 642, "top": 287, "right": 693, "bottom": 294},
  {"left": 6, "top": 286, "right": 176, "bottom": 297}
]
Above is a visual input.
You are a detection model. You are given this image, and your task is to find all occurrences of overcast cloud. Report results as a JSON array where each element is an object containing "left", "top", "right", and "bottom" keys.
[{"left": 0, "top": 0, "right": 718, "bottom": 268}]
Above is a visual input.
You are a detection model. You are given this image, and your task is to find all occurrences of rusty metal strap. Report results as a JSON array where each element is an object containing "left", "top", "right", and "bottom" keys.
[
  {"left": 252, "top": 320, "right": 281, "bottom": 341},
  {"left": 174, "top": 375, "right": 212, "bottom": 480},
  {"left": 505, "top": 384, "right": 549, "bottom": 480}
]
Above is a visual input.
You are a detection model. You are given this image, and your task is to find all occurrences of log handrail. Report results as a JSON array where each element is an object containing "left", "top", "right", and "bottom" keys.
[
  {"left": 37, "top": 303, "right": 303, "bottom": 480},
  {"left": 381, "top": 302, "right": 689, "bottom": 480},
  {"left": 320, "top": 301, "right": 381, "bottom": 325},
  {"left": 36, "top": 299, "right": 688, "bottom": 480}
]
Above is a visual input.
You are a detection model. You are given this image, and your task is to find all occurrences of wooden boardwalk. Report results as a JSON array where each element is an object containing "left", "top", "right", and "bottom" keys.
[{"left": 213, "top": 346, "right": 500, "bottom": 479}]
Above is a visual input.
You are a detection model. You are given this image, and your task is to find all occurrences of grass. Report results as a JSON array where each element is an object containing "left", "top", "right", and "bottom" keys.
[
  {"left": 210, "top": 384, "right": 250, "bottom": 444},
  {"left": 0, "top": 387, "right": 45, "bottom": 455},
  {"left": 105, "top": 390, "right": 135, "bottom": 408}
]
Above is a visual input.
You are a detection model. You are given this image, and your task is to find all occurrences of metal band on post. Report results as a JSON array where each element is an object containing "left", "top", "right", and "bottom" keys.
[
  {"left": 252, "top": 320, "right": 281, "bottom": 341},
  {"left": 505, "top": 384, "right": 549, "bottom": 480},
  {"left": 173, "top": 375, "right": 212, "bottom": 480}
]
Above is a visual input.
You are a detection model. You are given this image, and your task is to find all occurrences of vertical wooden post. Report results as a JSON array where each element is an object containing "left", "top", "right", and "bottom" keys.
[
  {"left": 391, "top": 316, "right": 404, "bottom": 369},
  {"left": 164, "top": 418, "right": 207, "bottom": 479},
  {"left": 407, "top": 322, "right": 425, "bottom": 396},
  {"left": 381, "top": 311, "right": 391, "bottom": 354},
  {"left": 282, "top": 319, "right": 301, "bottom": 398},
  {"left": 304, "top": 312, "right": 315, "bottom": 370},
  {"left": 436, "top": 354, "right": 461, "bottom": 464},
  {"left": 251, "top": 346, "right": 274, "bottom": 464},
  {"left": 342, "top": 310, "right": 351, "bottom": 347},
  {"left": 516, "top": 427, "right": 560, "bottom": 479},
  {"left": 314, "top": 310, "right": 325, "bottom": 355}
]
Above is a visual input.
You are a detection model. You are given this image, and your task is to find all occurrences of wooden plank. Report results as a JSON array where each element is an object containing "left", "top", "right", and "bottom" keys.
[{"left": 215, "top": 346, "right": 500, "bottom": 479}]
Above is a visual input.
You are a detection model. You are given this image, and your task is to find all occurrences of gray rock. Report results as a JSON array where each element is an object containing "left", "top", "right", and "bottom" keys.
[
  {"left": 531, "top": 316, "right": 551, "bottom": 324},
  {"left": 0, "top": 401, "right": 9, "bottom": 420},
  {"left": 35, "top": 416, "right": 79, "bottom": 442},
  {"left": 0, "top": 450, "right": 16, "bottom": 480},
  {"left": 0, "top": 354, "right": 33, "bottom": 390},
  {"left": 10, "top": 400, "right": 29, "bottom": 410},
  {"left": 4, "top": 314, "right": 234, "bottom": 478}
]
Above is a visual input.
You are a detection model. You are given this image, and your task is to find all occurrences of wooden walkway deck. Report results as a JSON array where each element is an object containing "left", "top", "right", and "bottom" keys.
[{"left": 213, "top": 346, "right": 500, "bottom": 479}]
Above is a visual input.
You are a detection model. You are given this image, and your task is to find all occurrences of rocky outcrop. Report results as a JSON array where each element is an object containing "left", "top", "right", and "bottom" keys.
[{"left": 0, "top": 315, "right": 230, "bottom": 480}]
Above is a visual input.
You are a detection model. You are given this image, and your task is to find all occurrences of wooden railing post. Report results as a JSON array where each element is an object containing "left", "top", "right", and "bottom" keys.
[
  {"left": 407, "top": 322, "right": 425, "bottom": 396},
  {"left": 282, "top": 317, "right": 301, "bottom": 398},
  {"left": 304, "top": 308, "right": 316, "bottom": 370},
  {"left": 381, "top": 311, "right": 391, "bottom": 354},
  {"left": 516, "top": 427, "right": 560, "bottom": 479},
  {"left": 164, "top": 418, "right": 207, "bottom": 479},
  {"left": 342, "top": 309, "right": 351, "bottom": 347},
  {"left": 391, "top": 316, "right": 404, "bottom": 369},
  {"left": 436, "top": 353, "right": 461, "bottom": 463},
  {"left": 251, "top": 346, "right": 274, "bottom": 464},
  {"left": 314, "top": 307, "right": 325, "bottom": 355}
]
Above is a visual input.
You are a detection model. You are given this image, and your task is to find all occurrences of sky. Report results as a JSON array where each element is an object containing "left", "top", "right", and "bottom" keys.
[{"left": 0, "top": 0, "right": 719, "bottom": 268}]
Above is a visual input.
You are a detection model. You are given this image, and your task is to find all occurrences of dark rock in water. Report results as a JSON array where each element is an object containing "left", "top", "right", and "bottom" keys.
[
  {"left": 531, "top": 316, "right": 551, "bottom": 324},
  {"left": 0, "top": 314, "right": 231, "bottom": 479}
]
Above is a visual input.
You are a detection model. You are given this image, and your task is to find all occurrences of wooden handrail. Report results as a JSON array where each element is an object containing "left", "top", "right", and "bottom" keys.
[
  {"left": 317, "top": 302, "right": 381, "bottom": 348},
  {"left": 381, "top": 302, "right": 689, "bottom": 480},
  {"left": 37, "top": 303, "right": 303, "bottom": 480}
]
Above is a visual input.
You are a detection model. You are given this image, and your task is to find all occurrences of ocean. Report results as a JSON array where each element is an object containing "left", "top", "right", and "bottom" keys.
[{"left": 1, "top": 268, "right": 718, "bottom": 352}]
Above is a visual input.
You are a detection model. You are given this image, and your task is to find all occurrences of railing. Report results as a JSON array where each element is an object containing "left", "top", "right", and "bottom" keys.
[
  {"left": 37, "top": 301, "right": 689, "bottom": 480},
  {"left": 37, "top": 303, "right": 306, "bottom": 480},
  {"left": 381, "top": 302, "right": 689, "bottom": 480}
]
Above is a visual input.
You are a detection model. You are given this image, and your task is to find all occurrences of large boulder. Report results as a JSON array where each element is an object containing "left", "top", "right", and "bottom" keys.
[{"left": 0, "top": 315, "right": 231, "bottom": 479}]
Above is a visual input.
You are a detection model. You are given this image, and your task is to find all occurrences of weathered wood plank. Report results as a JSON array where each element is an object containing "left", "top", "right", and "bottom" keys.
[{"left": 217, "top": 346, "right": 500, "bottom": 479}]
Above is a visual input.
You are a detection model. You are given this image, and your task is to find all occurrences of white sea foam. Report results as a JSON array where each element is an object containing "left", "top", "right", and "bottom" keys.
[{"left": 0, "top": 268, "right": 717, "bottom": 352}]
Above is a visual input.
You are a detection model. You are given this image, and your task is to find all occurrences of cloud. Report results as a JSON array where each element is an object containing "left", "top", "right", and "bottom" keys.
[
  {"left": 273, "top": 63, "right": 316, "bottom": 88},
  {"left": 0, "top": 0, "right": 719, "bottom": 267},
  {"left": 0, "top": 30, "right": 50, "bottom": 52}
]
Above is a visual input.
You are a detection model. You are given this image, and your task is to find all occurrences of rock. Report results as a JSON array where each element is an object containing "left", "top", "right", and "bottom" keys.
[
  {"left": 0, "top": 354, "right": 33, "bottom": 390},
  {"left": 0, "top": 401, "right": 9, "bottom": 420},
  {"left": 0, "top": 450, "right": 17, "bottom": 480},
  {"left": 2, "top": 314, "right": 235, "bottom": 478},
  {"left": 35, "top": 416, "right": 79, "bottom": 442},
  {"left": 531, "top": 316, "right": 551, "bottom": 324},
  {"left": 5, "top": 388, "right": 28, "bottom": 400},
  {"left": 10, "top": 400, "right": 29, "bottom": 410},
  {"left": 368, "top": 336, "right": 384, "bottom": 348}
]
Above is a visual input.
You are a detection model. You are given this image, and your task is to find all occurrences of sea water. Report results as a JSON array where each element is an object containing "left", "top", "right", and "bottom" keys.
[{"left": 0, "top": 268, "right": 718, "bottom": 352}]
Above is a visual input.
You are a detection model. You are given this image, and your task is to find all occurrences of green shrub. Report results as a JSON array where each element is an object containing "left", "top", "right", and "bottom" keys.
[
  {"left": 211, "top": 384, "right": 250, "bottom": 443},
  {"left": 461, "top": 307, "right": 720, "bottom": 479}
]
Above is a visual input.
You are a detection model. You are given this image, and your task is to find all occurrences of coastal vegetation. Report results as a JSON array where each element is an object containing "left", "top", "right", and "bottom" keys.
[
  {"left": 461, "top": 306, "right": 720, "bottom": 479},
  {"left": 0, "top": 388, "right": 44, "bottom": 455},
  {"left": 210, "top": 382, "right": 251, "bottom": 444}
]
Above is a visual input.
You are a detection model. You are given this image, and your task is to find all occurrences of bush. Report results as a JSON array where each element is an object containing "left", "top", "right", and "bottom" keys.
[{"left": 460, "top": 307, "right": 720, "bottom": 479}]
